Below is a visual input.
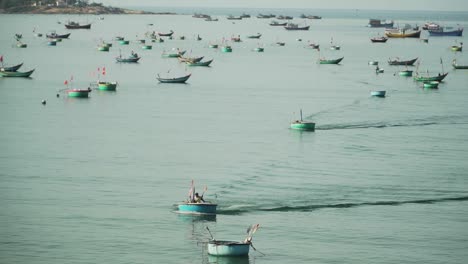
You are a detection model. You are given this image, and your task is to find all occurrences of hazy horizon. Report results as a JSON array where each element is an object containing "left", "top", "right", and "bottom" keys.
[{"left": 99, "top": 0, "right": 468, "bottom": 12}]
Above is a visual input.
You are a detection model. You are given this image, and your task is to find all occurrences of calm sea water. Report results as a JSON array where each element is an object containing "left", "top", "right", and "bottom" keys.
[{"left": 1, "top": 9, "right": 468, "bottom": 264}]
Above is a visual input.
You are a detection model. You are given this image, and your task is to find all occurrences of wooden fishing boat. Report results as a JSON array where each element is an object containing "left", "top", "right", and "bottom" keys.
[
  {"left": 452, "top": 59, "right": 468, "bottom": 69},
  {"left": 142, "top": 45, "right": 152, "bottom": 50},
  {"left": 157, "top": 73, "right": 191, "bottom": 83},
  {"left": 368, "top": 61, "right": 378, "bottom": 65},
  {"left": 67, "top": 88, "right": 92, "bottom": 98},
  {"left": 368, "top": 19, "right": 394, "bottom": 28},
  {"left": 284, "top": 23, "right": 310, "bottom": 30},
  {"left": 116, "top": 54, "right": 140, "bottom": 63},
  {"left": 253, "top": 47, "right": 264, "bottom": 52},
  {"left": 247, "top": 33, "right": 262, "bottom": 39},
  {"left": 178, "top": 56, "right": 204, "bottom": 63},
  {"left": 177, "top": 202, "right": 217, "bottom": 214},
  {"left": 208, "top": 241, "right": 251, "bottom": 256},
  {"left": 162, "top": 50, "right": 186, "bottom": 58},
  {"left": 388, "top": 57, "right": 418, "bottom": 66},
  {"left": 227, "top": 15, "right": 242, "bottom": 20},
  {"left": 370, "top": 36, "right": 388, "bottom": 43},
  {"left": 0, "top": 69, "right": 34, "bottom": 77},
  {"left": 221, "top": 46, "right": 233, "bottom": 52},
  {"left": 423, "top": 81, "right": 439, "bottom": 89},
  {"left": 399, "top": 70, "right": 413, "bottom": 76},
  {"left": 187, "top": 59, "right": 213, "bottom": 66},
  {"left": 65, "top": 21, "right": 91, "bottom": 29},
  {"left": 97, "top": 81, "right": 118, "bottom": 91},
  {"left": 371, "top": 90, "right": 386, "bottom": 97},
  {"left": 319, "top": 57, "right": 344, "bottom": 64},
  {"left": 17, "top": 43, "right": 27, "bottom": 48},
  {"left": 46, "top": 32, "right": 71, "bottom": 39},
  {"left": 209, "top": 44, "right": 218, "bottom": 48},
  {"left": 119, "top": 40, "right": 130, "bottom": 45},
  {"left": 385, "top": 29, "right": 421, "bottom": 38},
  {"left": 269, "top": 21, "right": 287, "bottom": 26},
  {"left": 290, "top": 110, "right": 315, "bottom": 131},
  {"left": 1, "top": 62, "right": 23, "bottom": 72},
  {"left": 158, "top": 30, "right": 174, "bottom": 37},
  {"left": 413, "top": 72, "right": 448, "bottom": 82},
  {"left": 428, "top": 27, "right": 463, "bottom": 36}
]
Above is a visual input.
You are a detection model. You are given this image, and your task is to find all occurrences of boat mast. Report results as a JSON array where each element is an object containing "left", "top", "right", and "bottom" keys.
[{"left": 300, "top": 109, "right": 303, "bottom": 121}]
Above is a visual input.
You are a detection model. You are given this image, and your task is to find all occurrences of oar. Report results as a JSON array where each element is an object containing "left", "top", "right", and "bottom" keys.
[{"left": 206, "top": 226, "right": 214, "bottom": 240}]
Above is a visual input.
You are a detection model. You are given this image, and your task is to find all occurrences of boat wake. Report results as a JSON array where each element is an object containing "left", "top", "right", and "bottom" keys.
[
  {"left": 315, "top": 115, "right": 468, "bottom": 131},
  {"left": 217, "top": 196, "right": 468, "bottom": 215}
]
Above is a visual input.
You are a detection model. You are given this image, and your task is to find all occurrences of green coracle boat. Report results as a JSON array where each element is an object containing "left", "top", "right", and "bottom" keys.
[
  {"left": 67, "top": 88, "right": 92, "bottom": 98},
  {"left": 142, "top": 45, "right": 152, "bottom": 50},
  {"left": 319, "top": 57, "right": 344, "bottom": 64},
  {"left": 119, "top": 40, "right": 130, "bottom": 45},
  {"left": 98, "top": 45, "right": 109, "bottom": 51},
  {"left": 97, "top": 81, "right": 118, "bottom": 91},
  {"left": 423, "top": 81, "right": 440, "bottom": 89},
  {"left": 413, "top": 72, "right": 448, "bottom": 82},
  {"left": 399, "top": 70, "right": 413, "bottom": 76},
  {"left": 221, "top": 46, "right": 232, "bottom": 52},
  {"left": 290, "top": 110, "right": 315, "bottom": 131},
  {"left": 0, "top": 69, "right": 35, "bottom": 77}
]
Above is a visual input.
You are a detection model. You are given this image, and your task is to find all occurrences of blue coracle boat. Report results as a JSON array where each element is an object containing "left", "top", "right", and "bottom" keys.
[
  {"left": 207, "top": 240, "right": 251, "bottom": 256},
  {"left": 177, "top": 202, "right": 217, "bottom": 214}
]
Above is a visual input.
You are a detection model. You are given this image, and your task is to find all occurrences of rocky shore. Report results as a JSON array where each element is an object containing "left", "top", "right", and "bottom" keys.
[{"left": 0, "top": 5, "right": 174, "bottom": 15}]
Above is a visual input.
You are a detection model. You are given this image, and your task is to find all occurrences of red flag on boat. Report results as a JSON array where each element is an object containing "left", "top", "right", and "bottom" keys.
[
  {"left": 0, "top": 56, "right": 3, "bottom": 62},
  {"left": 64, "top": 80, "right": 68, "bottom": 85},
  {"left": 102, "top": 71, "right": 106, "bottom": 75}
]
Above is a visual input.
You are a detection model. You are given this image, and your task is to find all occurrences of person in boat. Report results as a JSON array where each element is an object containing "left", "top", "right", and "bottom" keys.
[{"left": 194, "top": 192, "right": 205, "bottom": 203}]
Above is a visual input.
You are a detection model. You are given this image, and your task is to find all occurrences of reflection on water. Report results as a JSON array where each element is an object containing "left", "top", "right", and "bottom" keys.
[
  {"left": 177, "top": 213, "right": 217, "bottom": 223},
  {"left": 205, "top": 255, "right": 250, "bottom": 264}
]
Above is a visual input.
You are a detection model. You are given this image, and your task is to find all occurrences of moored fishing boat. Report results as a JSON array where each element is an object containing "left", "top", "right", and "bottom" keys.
[
  {"left": 428, "top": 27, "right": 463, "bottom": 36},
  {"left": 221, "top": 46, "right": 233, "bottom": 52},
  {"left": 157, "top": 73, "right": 191, "bottom": 83},
  {"left": 67, "top": 88, "right": 92, "bottom": 98},
  {"left": 452, "top": 59, "right": 468, "bottom": 69},
  {"left": 247, "top": 33, "right": 262, "bottom": 39},
  {"left": 368, "top": 61, "right": 378, "bottom": 65},
  {"left": 284, "top": 23, "right": 310, "bottom": 30},
  {"left": 399, "top": 70, "right": 413, "bottom": 76},
  {"left": 413, "top": 72, "right": 448, "bottom": 82},
  {"left": 65, "top": 21, "right": 91, "bottom": 29},
  {"left": 186, "top": 59, "right": 213, "bottom": 66},
  {"left": 97, "top": 45, "right": 109, "bottom": 51},
  {"left": 370, "top": 36, "right": 388, "bottom": 43},
  {"left": 158, "top": 30, "right": 174, "bottom": 37},
  {"left": 162, "top": 50, "right": 186, "bottom": 58},
  {"left": 0, "top": 69, "right": 35, "bottom": 77},
  {"left": 179, "top": 56, "right": 204, "bottom": 63},
  {"left": 290, "top": 109, "right": 315, "bottom": 131},
  {"left": 253, "top": 47, "right": 264, "bottom": 52},
  {"left": 119, "top": 40, "right": 130, "bottom": 45},
  {"left": 142, "top": 45, "right": 152, "bottom": 50},
  {"left": 209, "top": 44, "right": 218, "bottom": 48},
  {"left": 207, "top": 224, "right": 260, "bottom": 256},
  {"left": 423, "top": 81, "right": 440, "bottom": 89},
  {"left": 451, "top": 42, "right": 462, "bottom": 51},
  {"left": 367, "top": 19, "right": 394, "bottom": 28},
  {"left": 1, "top": 62, "right": 23, "bottom": 72},
  {"left": 116, "top": 53, "right": 140, "bottom": 63},
  {"left": 97, "top": 81, "right": 118, "bottom": 91},
  {"left": 46, "top": 32, "right": 71, "bottom": 39},
  {"left": 371, "top": 90, "right": 386, "bottom": 97},
  {"left": 385, "top": 29, "right": 421, "bottom": 38},
  {"left": 269, "top": 21, "right": 287, "bottom": 26},
  {"left": 16, "top": 42, "right": 27, "bottom": 48},
  {"left": 388, "top": 57, "right": 418, "bottom": 66},
  {"left": 319, "top": 57, "right": 344, "bottom": 64}
]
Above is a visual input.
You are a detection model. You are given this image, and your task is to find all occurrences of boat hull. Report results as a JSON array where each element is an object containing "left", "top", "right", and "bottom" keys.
[
  {"left": 67, "top": 89, "right": 91, "bottom": 98},
  {"left": 385, "top": 30, "right": 421, "bottom": 38},
  {"left": 65, "top": 23, "right": 91, "bottom": 29},
  {"left": 399, "top": 70, "right": 413, "bottom": 77},
  {"left": 388, "top": 58, "right": 418, "bottom": 66},
  {"left": 0, "top": 69, "right": 34, "bottom": 77},
  {"left": 371, "top": 91, "right": 386, "bottom": 97},
  {"left": 98, "top": 46, "right": 109, "bottom": 51},
  {"left": 319, "top": 57, "right": 344, "bottom": 64},
  {"left": 177, "top": 203, "right": 217, "bottom": 214},
  {"left": 98, "top": 82, "right": 118, "bottom": 91},
  {"left": 423, "top": 81, "right": 439, "bottom": 89},
  {"left": 290, "top": 121, "right": 315, "bottom": 131},
  {"left": 428, "top": 28, "right": 463, "bottom": 36},
  {"left": 414, "top": 73, "right": 448, "bottom": 82},
  {"left": 221, "top": 46, "right": 233, "bottom": 52},
  {"left": 207, "top": 241, "right": 250, "bottom": 256},
  {"left": 1, "top": 63, "right": 23, "bottom": 72},
  {"left": 116, "top": 57, "right": 140, "bottom": 63},
  {"left": 157, "top": 74, "right": 191, "bottom": 83}
]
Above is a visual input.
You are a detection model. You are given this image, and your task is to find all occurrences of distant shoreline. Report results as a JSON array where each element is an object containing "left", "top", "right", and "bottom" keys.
[{"left": 0, "top": 5, "right": 176, "bottom": 15}]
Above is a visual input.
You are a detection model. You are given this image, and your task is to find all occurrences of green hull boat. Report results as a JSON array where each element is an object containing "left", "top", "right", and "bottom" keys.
[
  {"left": 0, "top": 69, "right": 35, "bottom": 77},
  {"left": 98, "top": 46, "right": 109, "bottom": 51},
  {"left": 221, "top": 46, "right": 232, "bottom": 52},
  {"left": 452, "top": 59, "right": 468, "bottom": 69},
  {"left": 423, "top": 81, "right": 439, "bottom": 89},
  {"left": 97, "top": 81, "right": 118, "bottom": 91},
  {"left": 142, "top": 45, "right": 152, "bottom": 50},
  {"left": 254, "top": 47, "right": 264, "bottom": 52},
  {"left": 187, "top": 59, "right": 213, "bottom": 67},
  {"left": 290, "top": 109, "right": 315, "bottom": 131},
  {"left": 413, "top": 72, "right": 448, "bottom": 82},
  {"left": 119, "top": 40, "right": 130, "bottom": 45},
  {"left": 399, "top": 70, "right": 413, "bottom": 76},
  {"left": 67, "top": 88, "right": 91, "bottom": 98},
  {"left": 319, "top": 57, "right": 344, "bottom": 64}
]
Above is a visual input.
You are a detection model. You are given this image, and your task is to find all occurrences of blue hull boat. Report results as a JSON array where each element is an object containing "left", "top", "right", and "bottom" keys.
[
  {"left": 428, "top": 28, "right": 463, "bottom": 36},
  {"left": 207, "top": 240, "right": 250, "bottom": 256},
  {"left": 177, "top": 202, "right": 217, "bottom": 214}
]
